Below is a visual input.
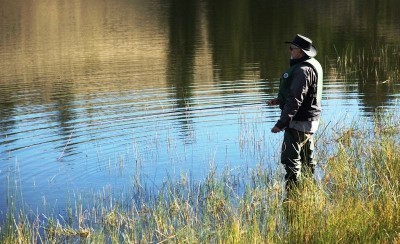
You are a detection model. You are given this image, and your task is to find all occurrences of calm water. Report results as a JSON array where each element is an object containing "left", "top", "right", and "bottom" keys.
[{"left": 1, "top": 0, "right": 400, "bottom": 213}]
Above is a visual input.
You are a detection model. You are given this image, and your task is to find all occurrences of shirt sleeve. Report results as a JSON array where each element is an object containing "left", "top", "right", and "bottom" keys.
[{"left": 275, "top": 66, "right": 312, "bottom": 129}]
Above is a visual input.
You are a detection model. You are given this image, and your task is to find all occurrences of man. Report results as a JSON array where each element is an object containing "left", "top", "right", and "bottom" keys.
[{"left": 268, "top": 34, "right": 323, "bottom": 193}]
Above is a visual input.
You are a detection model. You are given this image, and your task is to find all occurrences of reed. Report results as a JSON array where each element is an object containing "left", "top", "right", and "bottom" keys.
[
  {"left": 335, "top": 44, "right": 400, "bottom": 83},
  {"left": 1, "top": 112, "right": 400, "bottom": 243}
]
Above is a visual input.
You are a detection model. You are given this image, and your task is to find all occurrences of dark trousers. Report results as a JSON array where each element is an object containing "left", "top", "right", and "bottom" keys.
[{"left": 281, "top": 128, "right": 315, "bottom": 190}]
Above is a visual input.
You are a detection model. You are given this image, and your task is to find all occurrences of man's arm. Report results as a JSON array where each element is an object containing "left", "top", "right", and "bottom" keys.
[{"left": 274, "top": 67, "right": 311, "bottom": 130}]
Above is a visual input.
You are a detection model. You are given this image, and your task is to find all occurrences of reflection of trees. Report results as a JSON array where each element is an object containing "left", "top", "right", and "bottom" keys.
[
  {"left": 205, "top": 0, "right": 251, "bottom": 81},
  {"left": 204, "top": 0, "right": 308, "bottom": 82},
  {"left": 205, "top": 0, "right": 400, "bottom": 82},
  {"left": 51, "top": 79, "right": 77, "bottom": 157},
  {"left": 358, "top": 83, "right": 394, "bottom": 114},
  {"left": 53, "top": 80, "right": 76, "bottom": 135},
  {"left": 202, "top": 0, "right": 400, "bottom": 113},
  {"left": 166, "top": 0, "right": 199, "bottom": 142},
  {"left": 0, "top": 91, "right": 16, "bottom": 140},
  {"left": 1, "top": 0, "right": 400, "bottom": 140},
  {"left": 0, "top": 78, "right": 77, "bottom": 154}
]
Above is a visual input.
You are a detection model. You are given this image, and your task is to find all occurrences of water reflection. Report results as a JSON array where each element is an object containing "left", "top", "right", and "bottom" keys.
[
  {"left": 0, "top": 0, "right": 399, "bottom": 152},
  {"left": 358, "top": 82, "right": 398, "bottom": 114},
  {"left": 206, "top": 0, "right": 253, "bottom": 81},
  {"left": 166, "top": 0, "right": 199, "bottom": 141},
  {"left": 51, "top": 79, "right": 77, "bottom": 157},
  {"left": 1, "top": 0, "right": 400, "bottom": 213},
  {"left": 0, "top": 98, "right": 16, "bottom": 138}
]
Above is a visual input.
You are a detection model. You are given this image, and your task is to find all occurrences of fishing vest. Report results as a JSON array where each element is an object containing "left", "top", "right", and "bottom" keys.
[{"left": 278, "top": 58, "right": 323, "bottom": 121}]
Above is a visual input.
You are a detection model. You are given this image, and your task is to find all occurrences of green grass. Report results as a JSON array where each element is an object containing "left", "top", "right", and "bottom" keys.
[{"left": 1, "top": 112, "right": 400, "bottom": 243}]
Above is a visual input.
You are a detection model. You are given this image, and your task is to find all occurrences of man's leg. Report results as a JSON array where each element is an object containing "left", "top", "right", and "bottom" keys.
[
  {"left": 281, "top": 129, "right": 314, "bottom": 191},
  {"left": 281, "top": 129, "right": 302, "bottom": 189},
  {"left": 301, "top": 134, "right": 315, "bottom": 178}
]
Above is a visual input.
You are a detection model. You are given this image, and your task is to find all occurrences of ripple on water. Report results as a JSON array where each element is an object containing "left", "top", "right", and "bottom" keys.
[{"left": 2, "top": 79, "right": 399, "bottom": 213}]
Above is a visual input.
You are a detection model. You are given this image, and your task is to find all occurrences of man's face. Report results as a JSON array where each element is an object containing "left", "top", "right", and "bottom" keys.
[{"left": 289, "top": 45, "right": 304, "bottom": 59}]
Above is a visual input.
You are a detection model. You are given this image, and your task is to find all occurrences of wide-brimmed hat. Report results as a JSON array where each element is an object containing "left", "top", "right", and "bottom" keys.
[{"left": 285, "top": 34, "right": 317, "bottom": 57}]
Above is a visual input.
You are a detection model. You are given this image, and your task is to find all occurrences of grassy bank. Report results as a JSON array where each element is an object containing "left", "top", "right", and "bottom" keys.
[{"left": 1, "top": 112, "right": 400, "bottom": 243}]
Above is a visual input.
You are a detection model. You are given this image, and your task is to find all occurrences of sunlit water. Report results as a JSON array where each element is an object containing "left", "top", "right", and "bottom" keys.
[{"left": 1, "top": 0, "right": 400, "bottom": 214}]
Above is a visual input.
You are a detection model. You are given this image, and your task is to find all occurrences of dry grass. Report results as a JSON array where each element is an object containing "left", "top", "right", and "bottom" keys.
[
  {"left": 335, "top": 44, "right": 400, "bottom": 84},
  {"left": 1, "top": 111, "right": 400, "bottom": 243}
]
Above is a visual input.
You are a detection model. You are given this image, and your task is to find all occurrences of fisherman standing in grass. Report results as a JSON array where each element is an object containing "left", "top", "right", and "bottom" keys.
[{"left": 268, "top": 34, "right": 323, "bottom": 197}]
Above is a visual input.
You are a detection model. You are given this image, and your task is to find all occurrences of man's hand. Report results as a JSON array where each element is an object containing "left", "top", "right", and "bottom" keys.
[
  {"left": 267, "top": 98, "right": 280, "bottom": 106},
  {"left": 271, "top": 126, "right": 281, "bottom": 133}
]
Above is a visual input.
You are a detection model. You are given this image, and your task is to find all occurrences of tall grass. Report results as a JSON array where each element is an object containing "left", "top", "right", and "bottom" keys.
[
  {"left": 1, "top": 112, "right": 400, "bottom": 243},
  {"left": 335, "top": 44, "right": 400, "bottom": 83}
]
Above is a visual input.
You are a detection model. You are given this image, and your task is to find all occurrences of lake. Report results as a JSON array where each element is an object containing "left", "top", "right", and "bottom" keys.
[{"left": 1, "top": 0, "right": 400, "bottom": 214}]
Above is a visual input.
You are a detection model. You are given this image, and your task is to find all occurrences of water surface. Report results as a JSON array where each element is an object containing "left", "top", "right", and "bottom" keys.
[{"left": 1, "top": 0, "right": 400, "bottom": 213}]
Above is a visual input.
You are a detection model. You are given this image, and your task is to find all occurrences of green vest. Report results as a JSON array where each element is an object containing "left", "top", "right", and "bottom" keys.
[{"left": 278, "top": 58, "right": 323, "bottom": 105}]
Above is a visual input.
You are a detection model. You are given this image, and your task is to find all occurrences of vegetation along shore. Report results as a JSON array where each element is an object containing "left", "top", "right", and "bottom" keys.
[{"left": 1, "top": 46, "right": 400, "bottom": 243}]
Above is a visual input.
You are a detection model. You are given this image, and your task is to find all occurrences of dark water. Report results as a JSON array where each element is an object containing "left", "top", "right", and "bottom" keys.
[{"left": 1, "top": 0, "right": 400, "bottom": 213}]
